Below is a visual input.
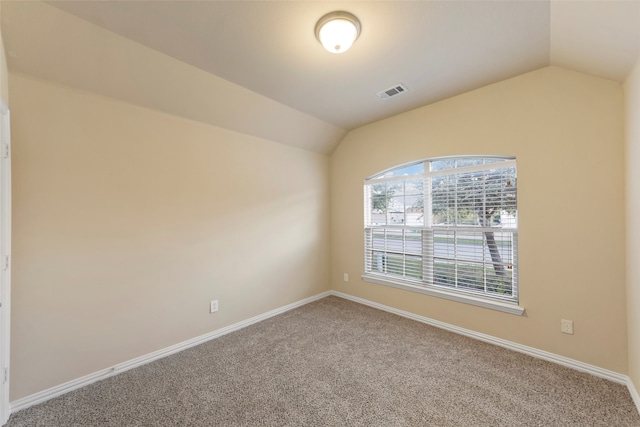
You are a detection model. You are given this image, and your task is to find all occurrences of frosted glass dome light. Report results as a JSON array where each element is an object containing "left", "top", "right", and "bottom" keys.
[{"left": 315, "top": 11, "right": 361, "bottom": 54}]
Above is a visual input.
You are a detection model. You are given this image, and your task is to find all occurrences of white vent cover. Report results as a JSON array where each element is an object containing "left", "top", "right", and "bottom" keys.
[{"left": 376, "top": 83, "right": 409, "bottom": 100}]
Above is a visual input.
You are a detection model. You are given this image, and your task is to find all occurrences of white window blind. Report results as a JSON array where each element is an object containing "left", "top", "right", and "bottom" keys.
[{"left": 364, "top": 156, "right": 518, "bottom": 304}]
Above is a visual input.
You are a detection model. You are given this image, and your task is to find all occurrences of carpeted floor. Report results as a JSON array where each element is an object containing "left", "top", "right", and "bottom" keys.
[{"left": 6, "top": 296, "right": 640, "bottom": 426}]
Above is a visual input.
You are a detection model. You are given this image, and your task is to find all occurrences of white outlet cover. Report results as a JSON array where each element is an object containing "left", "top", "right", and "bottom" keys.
[
  {"left": 561, "top": 319, "right": 573, "bottom": 334},
  {"left": 210, "top": 300, "right": 219, "bottom": 313}
]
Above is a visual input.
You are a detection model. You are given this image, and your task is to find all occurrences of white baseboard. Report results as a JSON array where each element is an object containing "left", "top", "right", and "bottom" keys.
[
  {"left": 10, "top": 290, "right": 638, "bottom": 417},
  {"left": 628, "top": 377, "right": 640, "bottom": 415},
  {"left": 331, "top": 291, "right": 629, "bottom": 385},
  {"left": 10, "top": 291, "right": 331, "bottom": 414}
]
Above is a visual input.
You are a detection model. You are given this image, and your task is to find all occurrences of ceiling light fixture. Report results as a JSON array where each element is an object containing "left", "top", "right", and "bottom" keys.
[{"left": 315, "top": 11, "right": 361, "bottom": 54}]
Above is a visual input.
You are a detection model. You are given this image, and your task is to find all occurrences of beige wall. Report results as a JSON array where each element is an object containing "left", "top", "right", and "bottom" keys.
[
  {"left": 6, "top": 56, "right": 634, "bottom": 403},
  {"left": 9, "top": 73, "right": 330, "bottom": 400},
  {"left": 331, "top": 66, "right": 627, "bottom": 373},
  {"left": 2, "top": 1, "right": 345, "bottom": 155},
  {"left": 0, "top": 4, "right": 7, "bottom": 104},
  {"left": 625, "top": 57, "right": 640, "bottom": 394}
]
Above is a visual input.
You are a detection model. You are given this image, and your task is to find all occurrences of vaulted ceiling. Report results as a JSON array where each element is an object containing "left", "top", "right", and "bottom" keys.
[{"left": 2, "top": 1, "right": 639, "bottom": 154}]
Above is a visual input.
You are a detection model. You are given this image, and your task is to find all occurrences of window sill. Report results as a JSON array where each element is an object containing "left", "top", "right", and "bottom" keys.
[{"left": 361, "top": 274, "right": 525, "bottom": 316}]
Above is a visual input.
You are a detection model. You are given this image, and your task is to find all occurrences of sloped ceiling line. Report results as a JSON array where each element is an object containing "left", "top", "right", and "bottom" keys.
[{"left": 1, "top": 0, "right": 638, "bottom": 154}]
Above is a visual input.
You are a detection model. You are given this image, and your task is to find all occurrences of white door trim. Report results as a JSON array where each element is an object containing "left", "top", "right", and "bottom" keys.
[{"left": 0, "top": 101, "right": 11, "bottom": 425}]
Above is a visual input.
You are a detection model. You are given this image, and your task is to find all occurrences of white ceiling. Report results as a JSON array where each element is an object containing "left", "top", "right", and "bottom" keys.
[{"left": 2, "top": 1, "right": 639, "bottom": 154}]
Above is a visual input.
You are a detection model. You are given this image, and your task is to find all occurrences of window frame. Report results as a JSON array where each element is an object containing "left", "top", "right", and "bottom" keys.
[{"left": 362, "top": 156, "right": 524, "bottom": 315}]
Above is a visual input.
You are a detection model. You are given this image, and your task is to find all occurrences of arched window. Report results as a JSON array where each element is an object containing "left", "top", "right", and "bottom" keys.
[{"left": 363, "top": 156, "right": 521, "bottom": 314}]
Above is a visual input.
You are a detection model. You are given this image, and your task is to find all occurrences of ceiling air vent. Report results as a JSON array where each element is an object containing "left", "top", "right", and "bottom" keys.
[{"left": 376, "top": 83, "right": 409, "bottom": 100}]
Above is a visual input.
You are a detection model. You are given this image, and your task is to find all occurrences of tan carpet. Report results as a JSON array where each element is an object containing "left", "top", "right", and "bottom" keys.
[{"left": 7, "top": 296, "right": 640, "bottom": 426}]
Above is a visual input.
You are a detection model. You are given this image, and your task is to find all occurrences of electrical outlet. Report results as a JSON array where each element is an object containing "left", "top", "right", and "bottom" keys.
[
  {"left": 344, "top": 273, "right": 349, "bottom": 282},
  {"left": 561, "top": 319, "right": 573, "bottom": 335},
  {"left": 210, "top": 300, "right": 218, "bottom": 313}
]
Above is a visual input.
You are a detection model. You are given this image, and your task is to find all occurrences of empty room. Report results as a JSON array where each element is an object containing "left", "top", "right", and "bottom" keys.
[{"left": 0, "top": 0, "right": 639, "bottom": 425}]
